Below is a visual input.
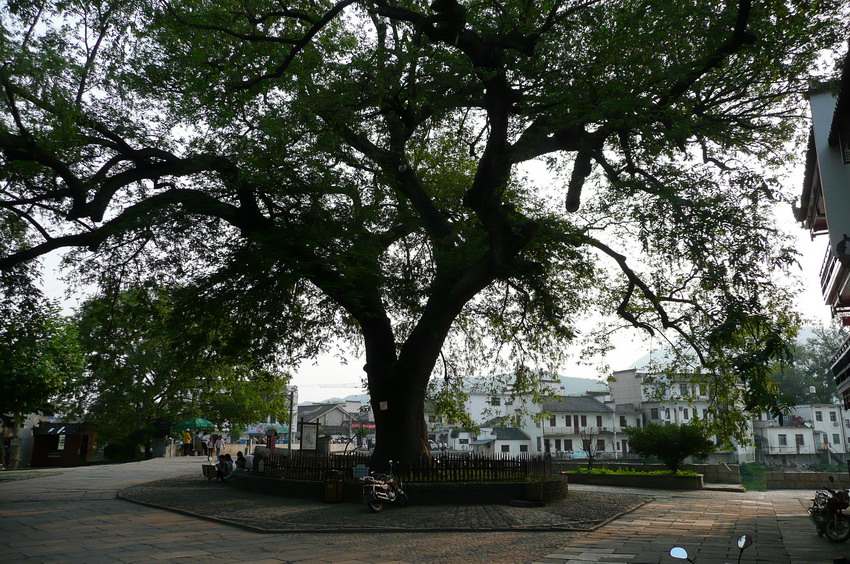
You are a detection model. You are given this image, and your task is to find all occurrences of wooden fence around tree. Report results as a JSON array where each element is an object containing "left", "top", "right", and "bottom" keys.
[{"left": 256, "top": 450, "right": 552, "bottom": 483}]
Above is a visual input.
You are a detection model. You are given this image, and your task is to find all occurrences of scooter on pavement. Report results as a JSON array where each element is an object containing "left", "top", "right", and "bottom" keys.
[
  {"left": 362, "top": 459, "right": 408, "bottom": 513},
  {"left": 807, "top": 475, "right": 850, "bottom": 543}
]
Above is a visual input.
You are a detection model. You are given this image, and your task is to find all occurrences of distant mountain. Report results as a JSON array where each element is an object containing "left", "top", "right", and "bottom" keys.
[
  {"left": 559, "top": 376, "right": 608, "bottom": 395},
  {"left": 626, "top": 326, "right": 822, "bottom": 371},
  {"left": 302, "top": 393, "right": 371, "bottom": 406}
]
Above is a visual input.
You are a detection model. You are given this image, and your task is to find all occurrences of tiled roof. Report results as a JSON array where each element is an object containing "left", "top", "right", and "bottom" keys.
[
  {"left": 297, "top": 403, "right": 344, "bottom": 421},
  {"left": 491, "top": 427, "right": 531, "bottom": 441},
  {"left": 541, "top": 395, "right": 613, "bottom": 413}
]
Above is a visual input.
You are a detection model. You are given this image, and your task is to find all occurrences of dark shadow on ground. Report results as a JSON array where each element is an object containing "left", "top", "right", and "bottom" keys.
[{"left": 119, "top": 475, "right": 652, "bottom": 533}]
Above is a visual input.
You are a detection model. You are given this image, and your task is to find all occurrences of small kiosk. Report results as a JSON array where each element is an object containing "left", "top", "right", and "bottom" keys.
[{"left": 30, "top": 422, "right": 98, "bottom": 467}]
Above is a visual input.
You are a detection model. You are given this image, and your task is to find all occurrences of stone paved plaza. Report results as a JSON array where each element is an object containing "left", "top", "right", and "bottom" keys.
[{"left": 2, "top": 456, "right": 850, "bottom": 563}]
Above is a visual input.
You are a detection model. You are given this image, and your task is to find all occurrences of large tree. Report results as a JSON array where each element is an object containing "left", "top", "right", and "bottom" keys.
[{"left": 0, "top": 0, "right": 845, "bottom": 468}]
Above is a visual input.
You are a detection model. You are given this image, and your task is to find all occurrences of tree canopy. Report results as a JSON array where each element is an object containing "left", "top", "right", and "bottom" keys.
[
  {"left": 772, "top": 325, "right": 848, "bottom": 405},
  {"left": 1, "top": 0, "right": 846, "bottom": 467},
  {"left": 1, "top": 213, "right": 83, "bottom": 433},
  {"left": 626, "top": 422, "right": 716, "bottom": 473},
  {"left": 65, "top": 285, "right": 291, "bottom": 449}
]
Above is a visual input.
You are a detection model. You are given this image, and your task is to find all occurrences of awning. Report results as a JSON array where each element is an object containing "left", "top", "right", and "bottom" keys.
[{"left": 471, "top": 438, "right": 495, "bottom": 445}]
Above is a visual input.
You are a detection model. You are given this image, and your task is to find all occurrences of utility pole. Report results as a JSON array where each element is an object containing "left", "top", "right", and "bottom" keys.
[{"left": 288, "top": 386, "right": 297, "bottom": 454}]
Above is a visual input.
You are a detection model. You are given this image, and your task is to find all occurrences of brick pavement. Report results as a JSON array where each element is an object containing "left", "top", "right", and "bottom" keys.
[{"left": 2, "top": 457, "right": 850, "bottom": 563}]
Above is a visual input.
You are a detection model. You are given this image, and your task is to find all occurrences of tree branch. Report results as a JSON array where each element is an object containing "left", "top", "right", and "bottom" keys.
[{"left": 582, "top": 235, "right": 706, "bottom": 365}]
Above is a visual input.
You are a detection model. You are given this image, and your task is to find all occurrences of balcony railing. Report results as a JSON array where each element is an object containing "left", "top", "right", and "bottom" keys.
[
  {"left": 832, "top": 332, "right": 850, "bottom": 394},
  {"left": 545, "top": 426, "right": 622, "bottom": 435},
  {"left": 821, "top": 243, "right": 841, "bottom": 297}
]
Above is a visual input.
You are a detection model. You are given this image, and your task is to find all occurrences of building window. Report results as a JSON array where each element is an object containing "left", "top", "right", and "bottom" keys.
[
  {"left": 459, "top": 438, "right": 469, "bottom": 445},
  {"left": 536, "top": 437, "right": 541, "bottom": 450},
  {"left": 555, "top": 439, "right": 561, "bottom": 451},
  {"left": 816, "top": 411, "right": 823, "bottom": 422},
  {"left": 778, "top": 434, "right": 787, "bottom": 446},
  {"left": 834, "top": 434, "right": 841, "bottom": 444},
  {"left": 519, "top": 444, "right": 528, "bottom": 453},
  {"left": 679, "top": 383, "right": 688, "bottom": 396},
  {"left": 501, "top": 445, "right": 510, "bottom": 453},
  {"left": 428, "top": 415, "right": 436, "bottom": 423},
  {"left": 683, "top": 408, "right": 689, "bottom": 420},
  {"left": 620, "top": 416, "right": 627, "bottom": 427},
  {"left": 596, "top": 415, "right": 603, "bottom": 427},
  {"left": 795, "top": 434, "right": 805, "bottom": 447},
  {"left": 490, "top": 396, "right": 501, "bottom": 406},
  {"left": 596, "top": 439, "right": 605, "bottom": 451},
  {"left": 549, "top": 416, "right": 556, "bottom": 427},
  {"left": 650, "top": 408, "right": 659, "bottom": 419},
  {"left": 831, "top": 412, "right": 838, "bottom": 422},
  {"left": 565, "top": 415, "right": 572, "bottom": 426},
  {"left": 580, "top": 415, "right": 587, "bottom": 426},
  {"left": 564, "top": 439, "right": 572, "bottom": 450},
  {"left": 665, "top": 408, "right": 670, "bottom": 419}
]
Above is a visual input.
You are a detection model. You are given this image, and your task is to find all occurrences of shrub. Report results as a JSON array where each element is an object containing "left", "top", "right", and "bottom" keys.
[
  {"left": 740, "top": 462, "right": 768, "bottom": 491},
  {"left": 626, "top": 423, "right": 715, "bottom": 473},
  {"left": 566, "top": 467, "right": 698, "bottom": 477}
]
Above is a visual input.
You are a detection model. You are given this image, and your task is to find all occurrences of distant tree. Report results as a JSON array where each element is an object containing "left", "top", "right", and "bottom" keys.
[
  {"left": 1, "top": 213, "right": 84, "bottom": 467},
  {"left": 772, "top": 325, "right": 847, "bottom": 405},
  {"left": 626, "top": 423, "right": 716, "bottom": 473},
  {"left": 580, "top": 427, "right": 601, "bottom": 470},
  {"left": 67, "top": 285, "right": 290, "bottom": 456}
]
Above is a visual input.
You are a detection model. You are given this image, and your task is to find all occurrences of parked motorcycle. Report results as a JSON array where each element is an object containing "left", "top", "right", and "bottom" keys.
[
  {"left": 362, "top": 459, "right": 408, "bottom": 513},
  {"left": 807, "top": 475, "right": 850, "bottom": 542},
  {"left": 669, "top": 533, "right": 752, "bottom": 563}
]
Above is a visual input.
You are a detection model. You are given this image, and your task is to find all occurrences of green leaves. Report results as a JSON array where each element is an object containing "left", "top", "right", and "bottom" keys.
[
  {"left": 70, "top": 285, "right": 291, "bottom": 445},
  {"left": 0, "top": 298, "right": 83, "bottom": 427},
  {"left": 626, "top": 422, "right": 716, "bottom": 473}
]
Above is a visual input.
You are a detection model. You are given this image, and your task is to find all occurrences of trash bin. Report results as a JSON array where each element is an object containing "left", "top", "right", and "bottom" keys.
[{"left": 324, "top": 469, "right": 344, "bottom": 503}]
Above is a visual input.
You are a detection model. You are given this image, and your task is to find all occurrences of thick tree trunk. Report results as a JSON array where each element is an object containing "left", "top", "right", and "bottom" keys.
[{"left": 368, "top": 365, "right": 431, "bottom": 472}]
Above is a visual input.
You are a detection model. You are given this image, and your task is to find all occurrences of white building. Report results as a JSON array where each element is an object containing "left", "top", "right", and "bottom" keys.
[
  {"left": 536, "top": 395, "right": 618, "bottom": 457},
  {"left": 610, "top": 367, "right": 754, "bottom": 464},
  {"left": 754, "top": 404, "right": 850, "bottom": 465},
  {"left": 470, "top": 427, "right": 532, "bottom": 456},
  {"left": 794, "top": 50, "right": 850, "bottom": 407}
]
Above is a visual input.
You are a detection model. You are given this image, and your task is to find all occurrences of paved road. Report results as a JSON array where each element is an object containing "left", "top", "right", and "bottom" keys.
[{"left": 2, "top": 457, "right": 850, "bottom": 563}]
